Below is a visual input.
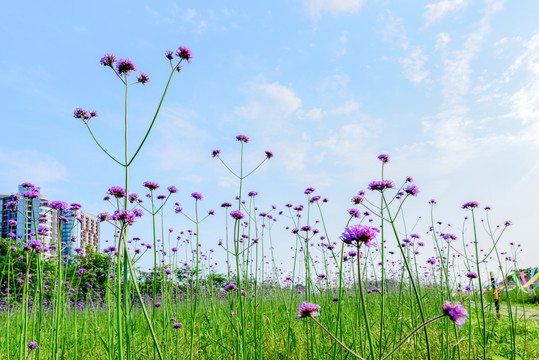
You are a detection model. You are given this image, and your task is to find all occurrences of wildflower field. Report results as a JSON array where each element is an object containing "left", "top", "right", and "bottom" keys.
[{"left": 1, "top": 48, "right": 539, "bottom": 360}]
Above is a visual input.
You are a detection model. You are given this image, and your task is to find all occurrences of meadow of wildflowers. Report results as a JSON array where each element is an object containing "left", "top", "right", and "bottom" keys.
[{"left": 1, "top": 48, "right": 538, "bottom": 360}]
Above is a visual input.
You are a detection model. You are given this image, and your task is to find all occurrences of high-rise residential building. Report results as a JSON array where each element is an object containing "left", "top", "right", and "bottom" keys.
[
  {"left": 62, "top": 210, "right": 100, "bottom": 253},
  {"left": 0, "top": 185, "right": 99, "bottom": 253}
]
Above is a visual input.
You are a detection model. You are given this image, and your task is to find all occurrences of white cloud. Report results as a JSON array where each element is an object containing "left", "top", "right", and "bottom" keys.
[
  {"left": 421, "top": 0, "right": 505, "bottom": 172},
  {"left": 297, "top": 101, "right": 361, "bottom": 121},
  {"left": 337, "top": 31, "right": 348, "bottom": 56},
  {"left": 0, "top": 149, "right": 67, "bottom": 186},
  {"left": 231, "top": 75, "right": 380, "bottom": 187},
  {"left": 505, "top": 33, "right": 539, "bottom": 131},
  {"left": 150, "top": 106, "right": 209, "bottom": 172},
  {"left": 184, "top": 8, "right": 197, "bottom": 22},
  {"left": 235, "top": 81, "right": 302, "bottom": 131},
  {"left": 380, "top": 13, "right": 429, "bottom": 84},
  {"left": 424, "top": 0, "right": 470, "bottom": 27},
  {"left": 303, "top": 108, "right": 324, "bottom": 120},
  {"left": 306, "top": 0, "right": 365, "bottom": 18},
  {"left": 435, "top": 32, "right": 451, "bottom": 50},
  {"left": 400, "top": 48, "right": 429, "bottom": 84},
  {"left": 327, "top": 101, "right": 361, "bottom": 116}
]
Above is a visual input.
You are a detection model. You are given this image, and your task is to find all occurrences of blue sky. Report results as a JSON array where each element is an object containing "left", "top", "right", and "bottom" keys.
[{"left": 1, "top": 0, "right": 538, "bottom": 274}]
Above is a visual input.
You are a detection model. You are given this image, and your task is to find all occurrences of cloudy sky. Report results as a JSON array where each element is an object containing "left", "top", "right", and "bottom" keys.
[{"left": 1, "top": 0, "right": 538, "bottom": 274}]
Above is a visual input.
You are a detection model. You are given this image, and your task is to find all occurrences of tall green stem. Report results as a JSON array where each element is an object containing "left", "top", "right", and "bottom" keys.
[{"left": 357, "top": 246, "right": 375, "bottom": 359}]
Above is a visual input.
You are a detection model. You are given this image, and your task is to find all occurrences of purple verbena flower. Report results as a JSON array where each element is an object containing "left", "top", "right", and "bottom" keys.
[
  {"left": 98, "top": 213, "right": 110, "bottom": 222},
  {"left": 116, "top": 59, "right": 137, "bottom": 76},
  {"left": 265, "top": 151, "right": 273, "bottom": 159},
  {"left": 108, "top": 186, "right": 126, "bottom": 199},
  {"left": 230, "top": 210, "right": 244, "bottom": 220},
  {"left": 404, "top": 184, "right": 419, "bottom": 197},
  {"left": 442, "top": 301, "right": 468, "bottom": 328},
  {"left": 351, "top": 191, "right": 365, "bottom": 204},
  {"left": 137, "top": 72, "right": 150, "bottom": 85},
  {"left": 49, "top": 201, "right": 68, "bottom": 211},
  {"left": 5, "top": 201, "right": 18, "bottom": 211},
  {"left": 236, "top": 134, "right": 249, "bottom": 143},
  {"left": 442, "top": 233, "right": 457, "bottom": 241},
  {"left": 348, "top": 208, "right": 361, "bottom": 218},
  {"left": 212, "top": 149, "right": 220, "bottom": 157},
  {"left": 100, "top": 54, "right": 116, "bottom": 67},
  {"left": 224, "top": 283, "right": 238, "bottom": 291},
  {"left": 143, "top": 181, "right": 159, "bottom": 191},
  {"left": 466, "top": 272, "right": 478, "bottom": 279},
  {"left": 191, "top": 192, "right": 203, "bottom": 200},
  {"left": 296, "top": 301, "right": 321, "bottom": 319},
  {"left": 378, "top": 154, "right": 390, "bottom": 163},
  {"left": 176, "top": 46, "right": 192, "bottom": 62},
  {"left": 462, "top": 201, "right": 479, "bottom": 209},
  {"left": 74, "top": 108, "right": 91, "bottom": 122},
  {"left": 341, "top": 224, "right": 379, "bottom": 247},
  {"left": 368, "top": 180, "right": 395, "bottom": 191}
]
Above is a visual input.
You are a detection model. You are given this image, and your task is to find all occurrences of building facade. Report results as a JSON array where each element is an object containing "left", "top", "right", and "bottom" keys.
[{"left": 1, "top": 185, "right": 99, "bottom": 253}]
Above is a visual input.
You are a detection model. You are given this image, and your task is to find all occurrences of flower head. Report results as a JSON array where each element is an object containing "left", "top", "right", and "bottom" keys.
[
  {"left": 116, "top": 59, "right": 137, "bottom": 76},
  {"left": 108, "top": 186, "right": 126, "bottom": 199},
  {"left": 98, "top": 213, "right": 112, "bottom": 222},
  {"left": 378, "top": 154, "right": 390, "bottom": 163},
  {"left": 296, "top": 301, "right": 321, "bottom": 319},
  {"left": 74, "top": 108, "right": 97, "bottom": 124},
  {"left": 27, "top": 342, "right": 39, "bottom": 350},
  {"left": 143, "top": 181, "right": 159, "bottom": 191},
  {"left": 50, "top": 201, "right": 68, "bottom": 212},
  {"left": 351, "top": 191, "right": 365, "bottom": 204},
  {"left": 224, "top": 283, "right": 238, "bottom": 291},
  {"left": 191, "top": 192, "right": 203, "bottom": 200},
  {"left": 442, "top": 301, "right": 468, "bottom": 328},
  {"left": 442, "top": 233, "right": 457, "bottom": 241},
  {"left": 165, "top": 51, "right": 174, "bottom": 60},
  {"left": 172, "top": 322, "right": 182, "bottom": 329},
  {"left": 348, "top": 208, "right": 361, "bottom": 218},
  {"left": 137, "top": 72, "right": 150, "bottom": 85},
  {"left": 176, "top": 46, "right": 192, "bottom": 62},
  {"left": 230, "top": 210, "right": 245, "bottom": 220},
  {"left": 368, "top": 180, "right": 395, "bottom": 192},
  {"left": 100, "top": 54, "right": 116, "bottom": 67},
  {"left": 404, "top": 184, "right": 419, "bottom": 197},
  {"left": 462, "top": 201, "right": 479, "bottom": 209},
  {"left": 265, "top": 151, "right": 273, "bottom": 159},
  {"left": 212, "top": 149, "right": 221, "bottom": 158},
  {"left": 466, "top": 272, "right": 478, "bottom": 279},
  {"left": 236, "top": 134, "right": 249, "bottom": 143},
  {"left": 341, "top": 224, "right": 379, "bottom": 247}
]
